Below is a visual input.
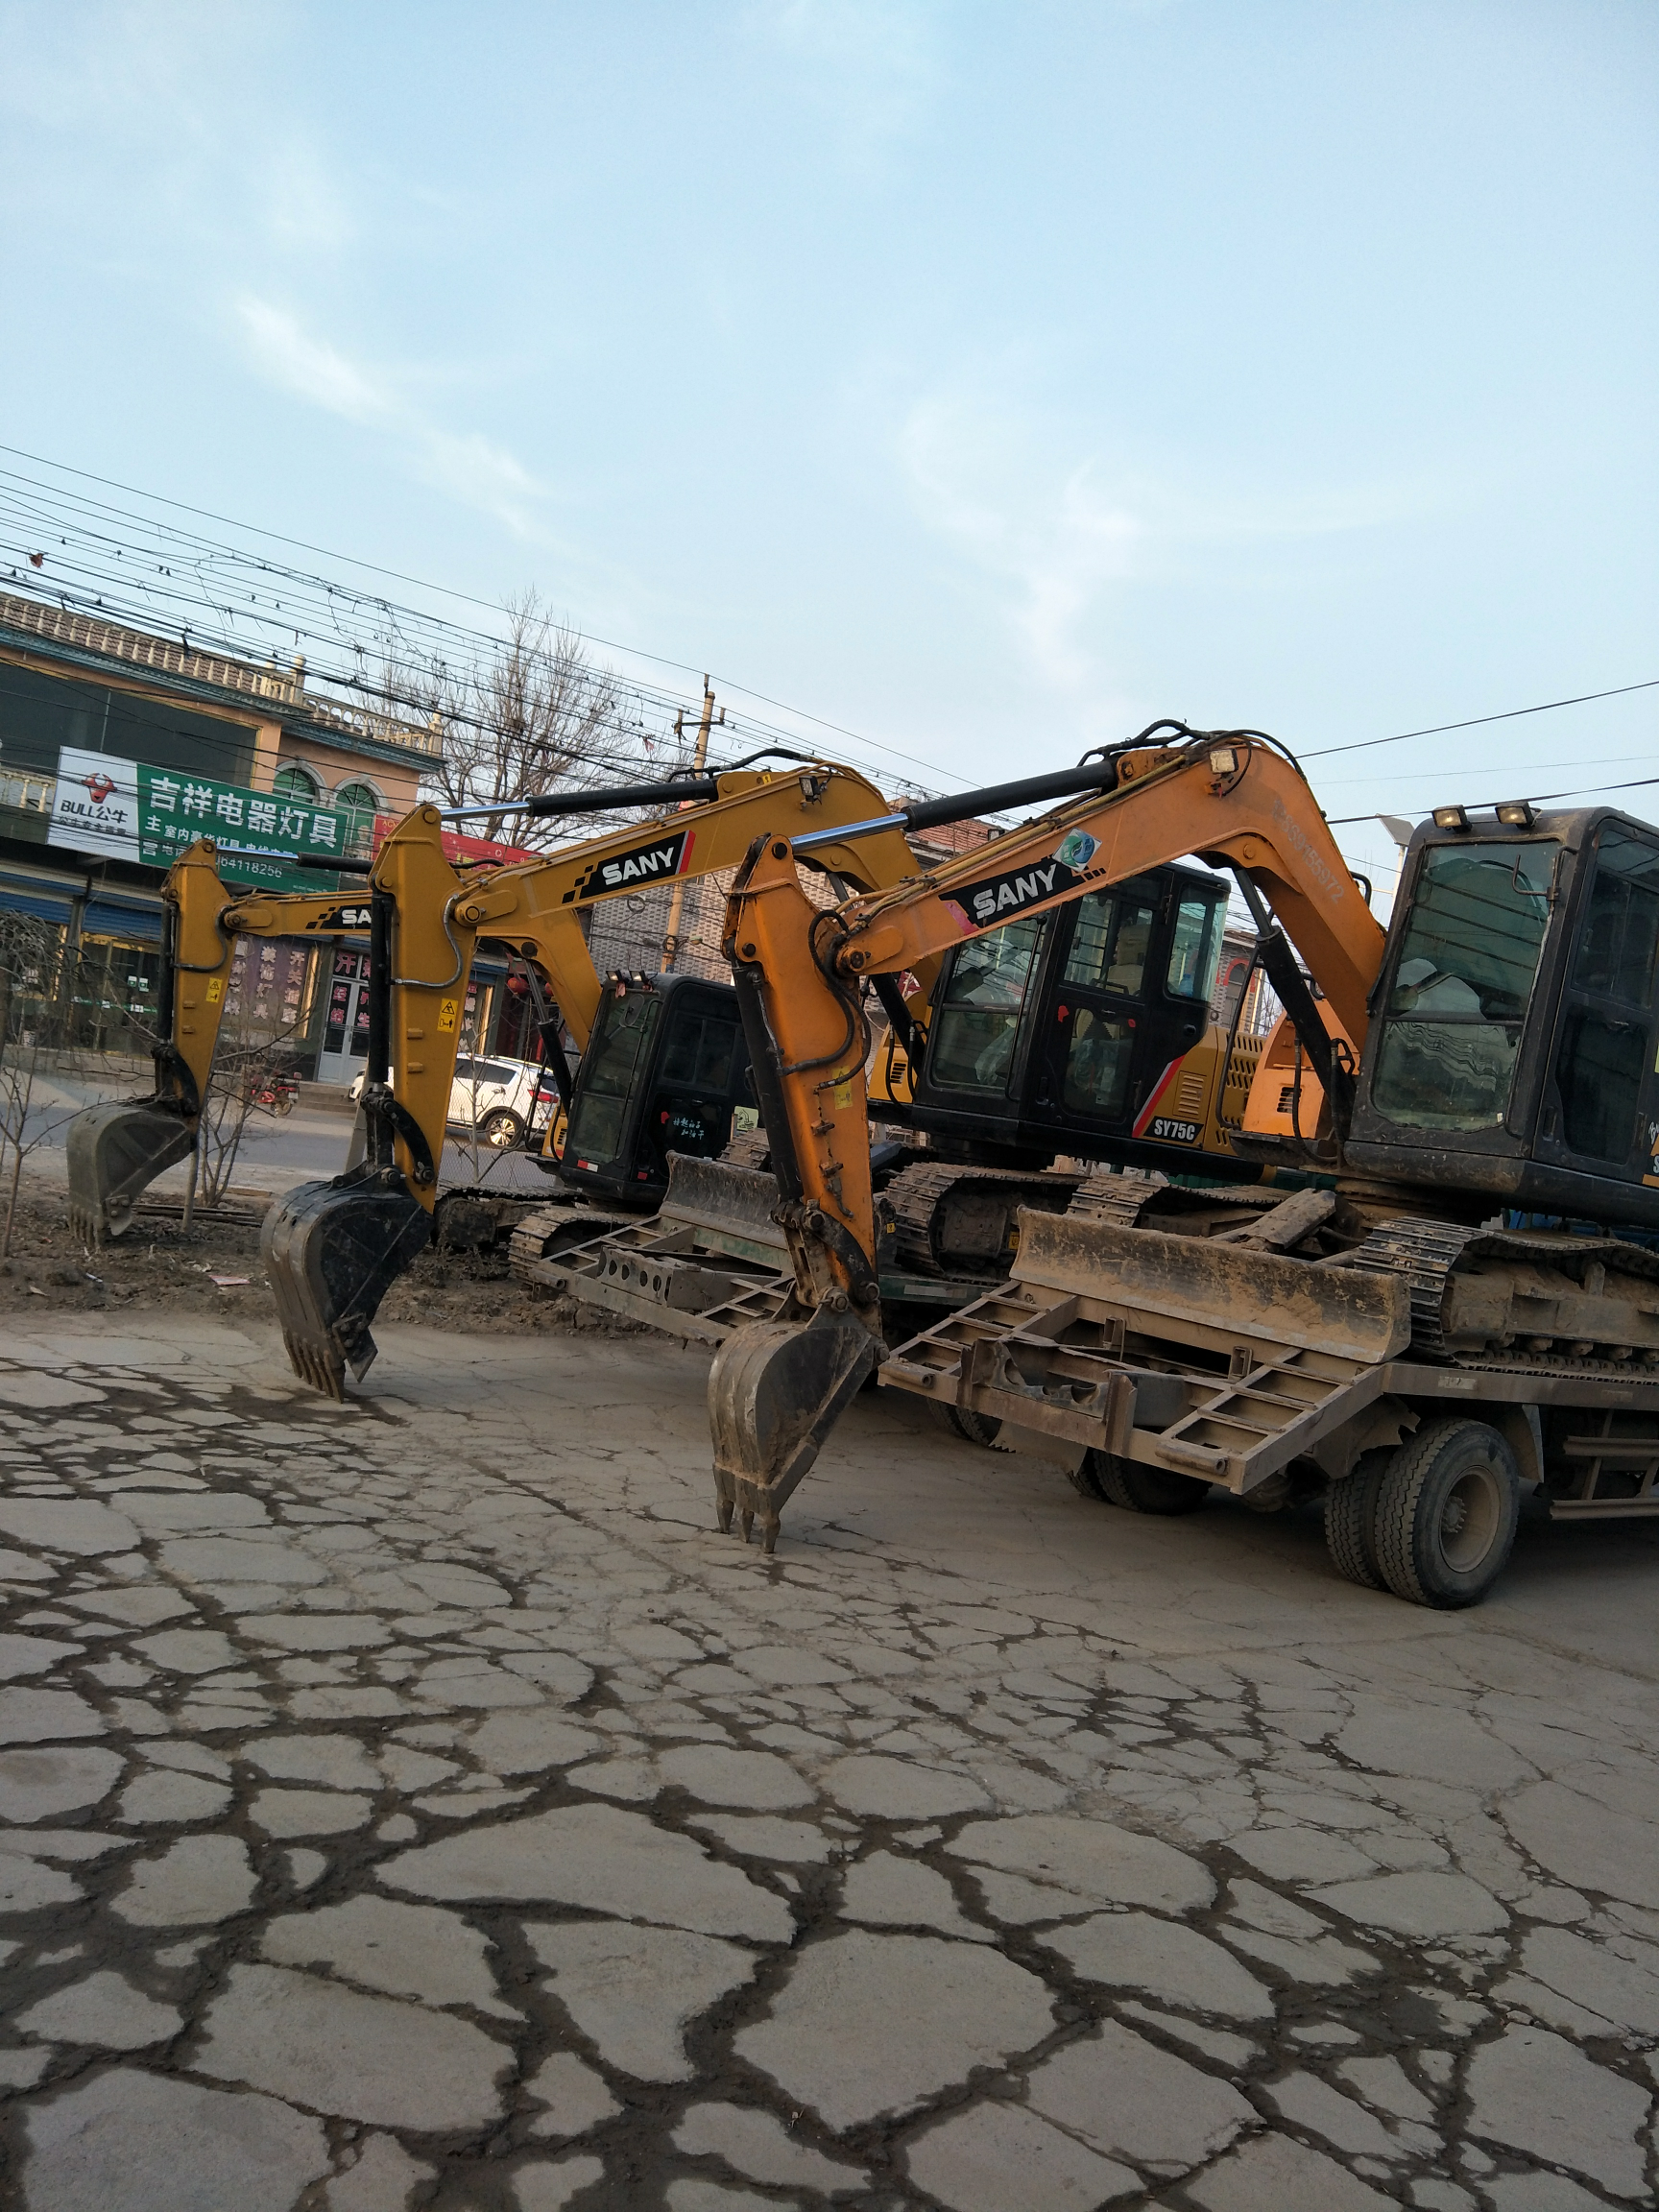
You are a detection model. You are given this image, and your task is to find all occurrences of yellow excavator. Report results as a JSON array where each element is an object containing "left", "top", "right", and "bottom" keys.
[
  {"left": 72, "top": 748, "right": 1265, "bottom": 1395},
  {"left": 704, "top": 721, "right": 1659, "bottom": 1607},
  {"left": 66, "top": 757, "right": 927, "bottom": 1376}
]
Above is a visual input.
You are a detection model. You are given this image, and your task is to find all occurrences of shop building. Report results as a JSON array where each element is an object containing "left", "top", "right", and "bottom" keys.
[{"left": 0, "top": 590, "right": 444, "bottom": 1075}]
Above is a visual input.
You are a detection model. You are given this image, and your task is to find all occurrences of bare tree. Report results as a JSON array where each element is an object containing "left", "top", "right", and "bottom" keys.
[
  {"left": 423, "top": 595, "right": 629, "bottom": 847},
  {"left": 0, "top": 916, "right": 97, "bottom": 1259},
  {"left": 186, "top": 948, "right": 308, "bottom": 1214}
]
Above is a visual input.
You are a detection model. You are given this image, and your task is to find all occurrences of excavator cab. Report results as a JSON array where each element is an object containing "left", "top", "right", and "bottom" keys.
[
  {"left": 899, "top": 861, "right": 1251, "bottom": 1171},
  {"left": 556, "top": 974, "right": 757, "bottom": 1209},
  {"left": 1347, "top": 807, "right": 1659, "bottom": 1226}
]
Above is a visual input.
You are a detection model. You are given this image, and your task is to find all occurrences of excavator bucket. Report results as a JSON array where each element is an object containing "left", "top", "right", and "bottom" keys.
[
  {"left": 66, "top": 1105, "right": 196, "bottom": 1244},
  {"left": 260, "top": 1172, "right": 433, "bottom": 1400},
  {"left": 707, "top": 1306, "right": 881, "bottom": 1551}
]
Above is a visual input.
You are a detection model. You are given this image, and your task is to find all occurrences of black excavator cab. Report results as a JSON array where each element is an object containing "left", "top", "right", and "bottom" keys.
[
  {"left": 891, "top": 859, "right": 1249, "bottom": 1173},
  {"left": 1346, "top": 806, "right": 1659, "bottom": 1227},
  {"left": 556, "top": 974, "right": 758, "bottom": 1209}
]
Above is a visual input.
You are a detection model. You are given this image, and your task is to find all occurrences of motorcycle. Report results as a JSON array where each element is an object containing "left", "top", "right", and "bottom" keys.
[{"left": 244, "top": 1068, "right": 299, "bottom": 1117}]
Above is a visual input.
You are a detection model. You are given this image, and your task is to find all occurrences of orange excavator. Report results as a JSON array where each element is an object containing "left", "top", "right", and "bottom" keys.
[{"left": 706, "top": 721, "right": 1659, "bottom": 1607}]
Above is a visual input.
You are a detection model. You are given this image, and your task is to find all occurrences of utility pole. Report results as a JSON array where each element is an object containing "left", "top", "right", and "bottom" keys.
[{"left": 660, "top": 677, "right": 720, "bottom": 973}]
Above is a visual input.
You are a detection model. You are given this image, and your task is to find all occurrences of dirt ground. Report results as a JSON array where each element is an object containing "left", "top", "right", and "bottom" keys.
[{"left": 0, "top": 1189, "right": 636, "bottom": 1337}]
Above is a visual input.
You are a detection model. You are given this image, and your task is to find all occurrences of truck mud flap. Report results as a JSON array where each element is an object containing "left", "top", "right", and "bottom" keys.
[
  {"left": 261, "top": 1174, "right": 432, "bottom": 1400},
  {"left": 66, "top": 1105, "right": 195, "bottom": 1243}
]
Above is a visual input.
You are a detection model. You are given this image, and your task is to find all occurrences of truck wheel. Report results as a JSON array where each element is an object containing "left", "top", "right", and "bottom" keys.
[
  {"left": 1090, "top": 1452, "right": 1211, "bottom": 1515},
  {"left": 1070, "top": 1450, "right": 1111, "bottom": 1501},
  {"left": 927, "top": 1403, "right": 1009, "bottom": 1451},
  {"left": 1373, "top": 1419, "right": 1520, "bottom": 1608},
  {"left": 1323, "top": 1450, "right": 1389, "bottom": 1590}
]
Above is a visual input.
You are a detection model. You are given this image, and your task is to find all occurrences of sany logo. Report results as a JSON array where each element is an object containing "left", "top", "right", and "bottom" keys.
[
  {"left": 563, "top": 827, "right": 694, "bottom": 903},
  {"left": 80, "top": 772, "right": 117, "bottom": 806},
  {"left": 942, "top": 830, "right": 1100, "bottom": 933}
]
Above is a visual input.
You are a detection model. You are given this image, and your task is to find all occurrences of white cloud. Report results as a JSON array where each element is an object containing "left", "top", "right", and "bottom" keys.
[
  {"left": 899, "top": 388, "right": 1141, "bottom": 698},
  {"left": 898, "top": 379, "right": 1430, "bottom": 705},
  {"left": 235, "top": 298, "right": 541, "bottom": 534}
]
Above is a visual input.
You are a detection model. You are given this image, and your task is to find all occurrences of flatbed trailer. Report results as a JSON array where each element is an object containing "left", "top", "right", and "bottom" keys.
[{"left": 881, "top": 1203, "right": 1659, "bottom": 1599}]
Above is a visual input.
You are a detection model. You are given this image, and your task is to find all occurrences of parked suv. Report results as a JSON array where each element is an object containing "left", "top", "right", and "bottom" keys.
[{"left": 349, "top": 1054, "right": 552, "bottom": 1149}]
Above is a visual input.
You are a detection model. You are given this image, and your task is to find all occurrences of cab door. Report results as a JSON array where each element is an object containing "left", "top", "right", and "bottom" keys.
[
  {"left": 1024, "top": 878, "right": 1224, "bottom": 1154},
  {"left": 1539, "top": 827, "right": 1659, "bottom": 1190}
]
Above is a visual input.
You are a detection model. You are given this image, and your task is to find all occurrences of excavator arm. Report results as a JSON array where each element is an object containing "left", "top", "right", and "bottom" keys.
[
  {"left": 708, "top": 726, "right": 1387, "bottom": 1545},
  {"left": 261, "top": 758, "right": 945, "bottom": 1395},
  {"left": 67, "top": 759, "right": 933, "bottom": 1248},
  {"left": 78, "top": 757, "right": 969, "bottom": 1398},
  {"left": 65, "top": 812, "right": 468, "bottom": 1243},
  {"left": 445, "top": 761, "right": 936, "bottom": 1054}
]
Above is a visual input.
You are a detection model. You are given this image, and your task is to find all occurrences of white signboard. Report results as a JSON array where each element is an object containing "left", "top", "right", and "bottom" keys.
[{"left": 48, "top": 748, "right": 142, "bottom": 862}]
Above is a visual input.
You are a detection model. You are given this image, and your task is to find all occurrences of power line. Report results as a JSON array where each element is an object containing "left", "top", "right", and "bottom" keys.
[
  {"left": 1321, "top": 744, "right": 1659, "bottom": 793},
  {"left": 1330, "top": 769, "right": 1659, "bottom": 827},
  {"left": 1304, "top": 679, "right": 1659, "bottom": 761},
  {"left": 0, "top": 445, "right": 977, "bottom": 793},
  {"left": 0, "top": 488, "right": 950, "bottom": 803},
  {"left": 12, "top": 445, "right": 1656, "bottom": 822}
]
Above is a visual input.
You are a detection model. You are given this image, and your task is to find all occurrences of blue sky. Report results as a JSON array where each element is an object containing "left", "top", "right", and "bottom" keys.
[{"left": 2, "top": 1, "right": 1654, "bottom": 900}]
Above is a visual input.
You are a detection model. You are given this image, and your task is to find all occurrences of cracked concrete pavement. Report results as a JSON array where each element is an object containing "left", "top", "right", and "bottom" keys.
[{"left": 0, "top": 1311, "right": 1656, "bottom": 2210}]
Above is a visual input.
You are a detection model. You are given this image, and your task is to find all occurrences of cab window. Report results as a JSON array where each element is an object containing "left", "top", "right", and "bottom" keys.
[
  {"left": 660, "top": 1011, "right": 738, "bottom": 1093},
  {"left": 929, "top": 919, "right": 1048, "bottom": 1095},
  {"left": 1553, "top": 831, "right": 1659, "bottom": 1163},
  {"left": 1061, "top": 1009, "right": 1135, "bottom": 1119},
  {"left": 1372, "top": 841, "right": 1554, "bottom": 1131},
  {"left": 565, "top": 994, "right": 661, "bottom": 1166},
  {"left": 1063, "top": 893, "right": 1156, "bottom": 997},
  {"left": 1166, "top": 895, "right": 1223, "bottom": 1003}
]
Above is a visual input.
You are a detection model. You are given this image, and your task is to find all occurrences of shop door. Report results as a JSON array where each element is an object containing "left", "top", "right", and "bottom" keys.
[{"left": 317, "top": 949, "right": 374, "bottom": 1084}]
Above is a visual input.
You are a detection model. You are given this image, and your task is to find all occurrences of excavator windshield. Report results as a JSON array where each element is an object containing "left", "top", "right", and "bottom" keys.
[
  {"left": 927, "top": 916, "right": 1050, "bottom": 1095},
  {"left": 1165, "top": 887, "right": 1225, "bottom": 1003},
  {"left": 1373, "top": 839, "right": 1556, "bottom": 1131}
]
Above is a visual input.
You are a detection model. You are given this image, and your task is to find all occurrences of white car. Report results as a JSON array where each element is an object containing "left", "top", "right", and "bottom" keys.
[{"left": 349, "top": 1054, "right": 552, "bottom": 1149}]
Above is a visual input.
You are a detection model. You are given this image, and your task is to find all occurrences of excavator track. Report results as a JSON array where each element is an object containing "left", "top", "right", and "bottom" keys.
[
  {"left": 1342, "top": 1217, "right": 1484, "bottom": 1359},
  {"left": 509, "top": 1201, "right": 635, "bottom": 1287},
  {"left": 1065, "top": 1168, "right": 1286, "bottom": 1236},
  {"left": 882, "top": 1161, "right": 1085, "bottom": 1277},
  {"left": 1346, "top": 1218, "right": 1659, "bottom": 1374},
  {"left": 1064, "top": 1167, "right": 1170, "bottom": 1229},
  {"left": 720, "top": 1126, "right": 773, "bottom": 1173}
]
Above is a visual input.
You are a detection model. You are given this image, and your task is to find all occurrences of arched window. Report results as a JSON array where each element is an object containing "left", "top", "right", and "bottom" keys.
[
  {"left": 272, "top": 761, "right": 322, "bottom": 802},
  {"left": 334, "top": 779, "right": 384, "bottom": 858},
  {"left": 334, "top": 779, "right": 382, "bottom": 821}
]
